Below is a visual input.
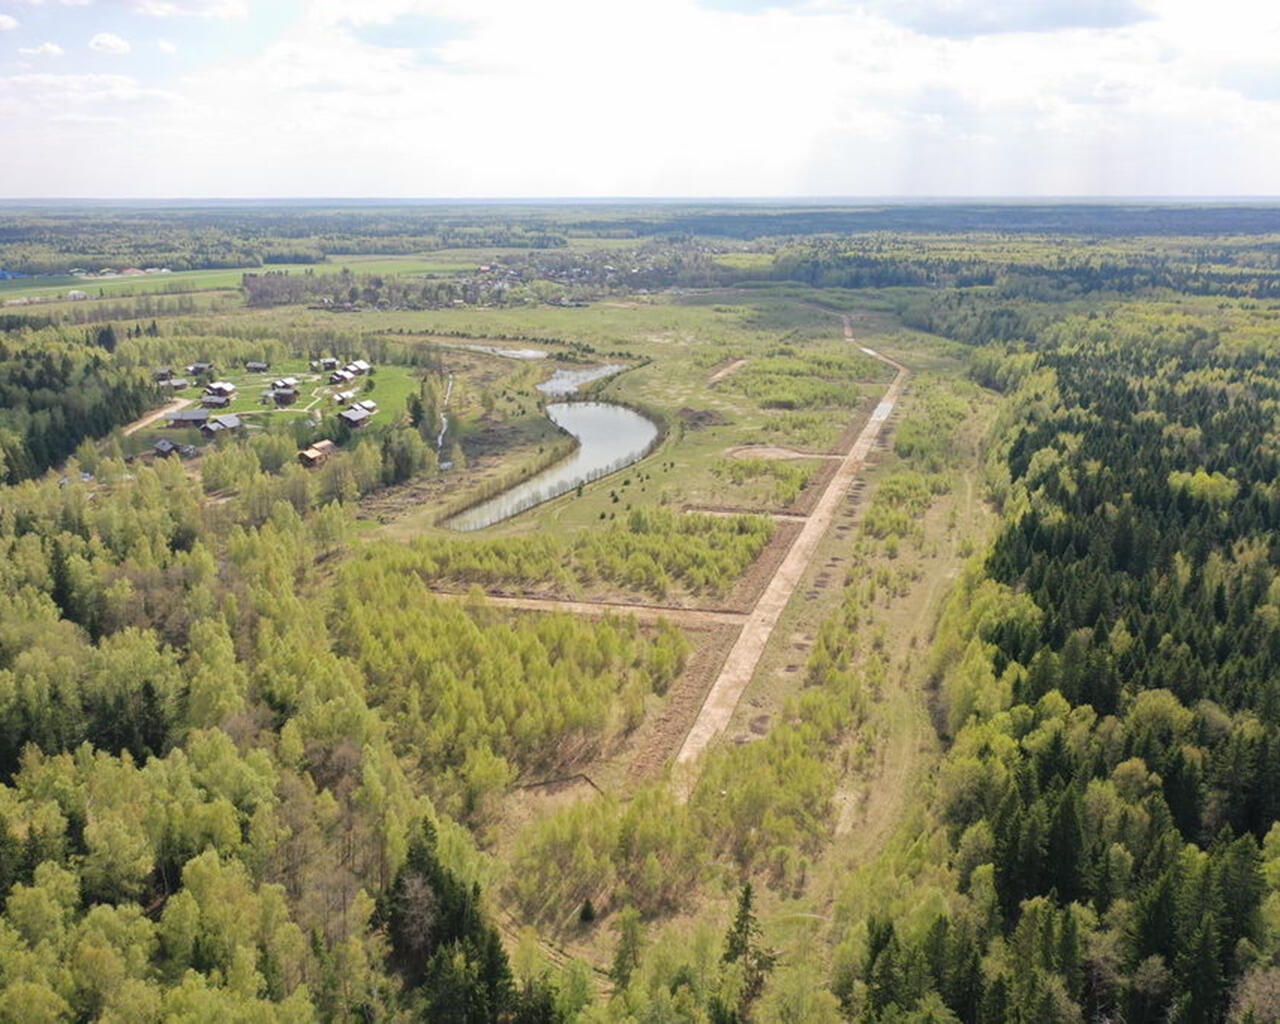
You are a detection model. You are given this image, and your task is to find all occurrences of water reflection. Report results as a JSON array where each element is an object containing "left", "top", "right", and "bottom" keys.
[{"left": 445, "top": 401, "right": 659, "bottom": 531}]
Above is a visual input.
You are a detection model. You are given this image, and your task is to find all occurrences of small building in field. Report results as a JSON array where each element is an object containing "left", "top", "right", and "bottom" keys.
[
  {"left": 339, "top": 406, "right": 371, "bottom": 429},
  {"left": 201, "top": 414, "right": 242, "bottom": 439},
  {"left": 153, "top": 439, "right": 179, "bottom": 457},
  {"left": 298, "top": 439, "right": 338, "bottom": 467},
  {"left": 153, "top": 368, "right": 173, "bottom": 382},
  {"left": 167, "top": 408, "right": 210, "bottom": 428},
  {"left": 201, "top": 394, "right": 232, "bottom": 409},
  {"left": 163, "top": 377, "right": 190, "bottom": 390},
  {"left": 350, "top": 359, "right": 372, "bottom": 375},
  {"left": 204, "top": 381, "right": 237, "bottom": 397},
  {"left": 320, "top": 357, "right": 339, "bottom": 371},
  {"left": 333, "top": 389, "right": 356, "bottom": 404},
  {"left": 329, "top": 369, "right": 355, "bottom": 385},
  {"left": 356, "top": 399, "right": 377, "bottom": 413},
  {"left": 186, "top": 362, "right": 214, "bottom": 376},
  {"left": 271, "top": 387, "right": 299, "bottom": 406},
  {"left": 271, "top": 377, "right": 298, "bottom": 390},
  {"left": 245, "top": 361, "right": 270, "bottom": 373}
]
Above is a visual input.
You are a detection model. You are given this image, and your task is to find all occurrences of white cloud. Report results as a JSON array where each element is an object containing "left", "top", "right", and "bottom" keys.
[
  {"left": 3, "top": 0, "right": 1280, "bottom": 196},
  {"left": 157, "top": 38, "right": 177, "bottom": 55},
  {"left": 19, "top": 42, "right": 66, "bottom": 56},
  {"left": 130, "top": 1, "right": 249, "bottom": 17},
  {"left": 0, "top": 15, "right": 18, "bottom": 31},
  {"left": 88, "top": 32, "right": 131, "bottom": 55}
]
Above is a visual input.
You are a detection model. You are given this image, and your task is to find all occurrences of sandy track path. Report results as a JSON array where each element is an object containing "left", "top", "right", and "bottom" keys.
[
  {"left": 122, "top": 397, "right": 192, "bottom": 436},
  {"left": 708, "top": 358, "right": 748, "bottom": 384},
  {"left": 674, "top": 318, "right": 906, "bottom": 782}
]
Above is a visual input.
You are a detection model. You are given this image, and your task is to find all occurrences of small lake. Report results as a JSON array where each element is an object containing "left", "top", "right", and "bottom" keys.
[
  {"left": 445, "top": 401, "right": 659, "bottom": 531},
  {"left": 536, "top": 363, "right": 626, "bottom": 396}
]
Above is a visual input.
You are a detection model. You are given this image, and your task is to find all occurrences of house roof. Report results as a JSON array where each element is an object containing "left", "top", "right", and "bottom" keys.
[
  {"left": 169, "top": 408, "right": 210, "bottom": 423},
  {"left": 339, "top": 407, "right": 370, "bottom": 425},
  {"left": 204, "top": 414, "right": 242, "bottom": 432}
]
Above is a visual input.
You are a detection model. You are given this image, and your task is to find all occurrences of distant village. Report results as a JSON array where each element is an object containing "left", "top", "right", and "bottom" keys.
[{"left": 148, "top": 355, "right": 378, "bottom": 466}]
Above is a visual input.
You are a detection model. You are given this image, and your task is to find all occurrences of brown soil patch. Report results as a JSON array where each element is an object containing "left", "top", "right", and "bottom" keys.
[
  {"left": 627, "top": 622, "right": 740, "bottom": 782},
  {"left": 787, "top": 458, "right": 838, "bottom": 516},
  {"left": 722, "top": 520, "right": 804, "bottom": 612},
  {"left": 679, "top": 408, "right": 729, "bottom": 430}
]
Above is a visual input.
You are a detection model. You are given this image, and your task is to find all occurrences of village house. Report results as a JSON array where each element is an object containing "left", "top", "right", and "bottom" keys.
[
  {"left": 201, "top": 414, "right": 242, "bottom": 439},
  {"left": 355, "top": 399, "right": 377, "bottom": 413},
  {"left": 204, "top": 381, "right": 236, "bottom": 397},
  {"left": 201, "top": 394, "right": 232, "bottom": 409},
  {"left": 245, "top": 360, "right": 271, "bottom": 373},
  {"left": 153, "top": 368, "right": 173, "bottom": 382},
  {"left": 162, "top": 377, "right": 190, "bottom": 390},
  {"left": 166, "top": 408, "right": 210, "bottom": 428},
  {"left": 186, "top": 362, "right": 214, "bottom": 376},
  {"left": 271, "top": 387, "right": 299, "bottom": 406},
  {"left": 298, "top": 439, "right": 338, "bottom": 467},
  {"left": 339, "top": 406, "right": 371, "bottom": 428},
  {"left": 152, "top": 439, "right": 179, "bottom": 458},
  {"left": 319, "top": 357, "right": 339, "bottom": 371},
  {"left": 271, "top": 377, "right": 299, "bottom": 390},
  {"left": 329, "top": 369, "right": 355, "bottom": 385}
]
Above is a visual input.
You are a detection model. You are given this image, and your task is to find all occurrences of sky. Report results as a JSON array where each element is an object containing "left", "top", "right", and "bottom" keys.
[{"left": 0, "top": 0, "right": 1278, "bottom": 198}]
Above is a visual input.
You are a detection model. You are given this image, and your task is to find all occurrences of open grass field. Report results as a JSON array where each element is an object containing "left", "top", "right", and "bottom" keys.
[{"left": 0, "top": 252, "right": 477, "bottom": 302}]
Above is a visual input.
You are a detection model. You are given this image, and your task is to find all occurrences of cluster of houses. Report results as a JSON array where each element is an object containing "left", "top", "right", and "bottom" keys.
[
  {"left": 263, "top": 377, "right": 300, "bottom": 407},
  {"left": 153, "top": 368, "right": 190, "bottom": 391},
  {"left": 339, "top": 399, "right": 377, "bottom": 428},
  {"left": 201, "top": 380, "right": 237, "bottom": 409},
  {"left": 327, "top": 358, "right": 372, "bottom": 385},
  {"left": 164, "top": 408, "right": 243, "bottom": 439},
  {"left": 148, "top": 355, "right": 376, "bottom": 461}
]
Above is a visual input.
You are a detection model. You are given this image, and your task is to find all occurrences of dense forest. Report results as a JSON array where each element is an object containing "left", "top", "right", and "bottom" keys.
[{"left": 0, "top": 329, "right": 156, "bottom": 482}]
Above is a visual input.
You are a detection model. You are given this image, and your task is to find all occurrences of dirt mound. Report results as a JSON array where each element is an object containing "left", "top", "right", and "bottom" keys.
[{"left": 679, "top": 408, "right": 729, "bottom": 430}]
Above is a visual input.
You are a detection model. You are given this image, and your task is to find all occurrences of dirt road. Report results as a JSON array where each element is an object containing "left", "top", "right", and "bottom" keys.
[
  {"left": 122, "top": 397, "right": 193, "bottom": 436},
  {"left": 674, "top": 318, "right": 906, "bottom": 782}
]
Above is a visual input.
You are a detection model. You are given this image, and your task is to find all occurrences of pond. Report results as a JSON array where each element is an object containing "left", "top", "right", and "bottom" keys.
[
  {"left": 536, "top": 363, "right": 626, "bottom": 396},
  {"left": 444, "top": 400, "right": 660, "bottom": 531}
]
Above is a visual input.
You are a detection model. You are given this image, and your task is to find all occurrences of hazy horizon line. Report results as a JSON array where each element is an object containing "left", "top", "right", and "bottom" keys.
[{"left": 4, "top": 195, "right": 1280, "bottom": 209}]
